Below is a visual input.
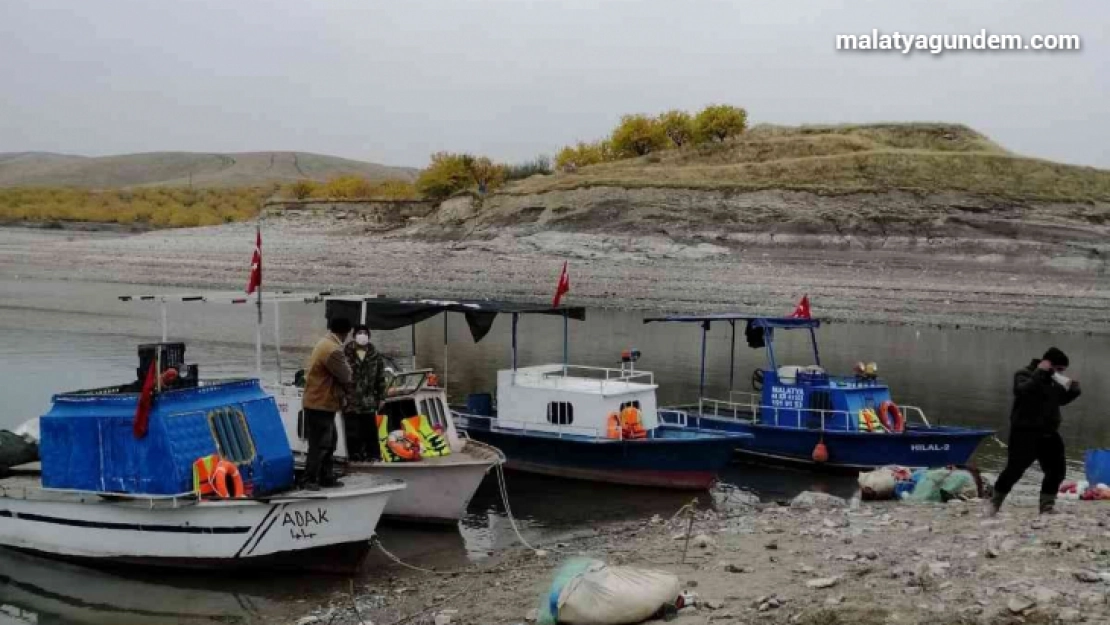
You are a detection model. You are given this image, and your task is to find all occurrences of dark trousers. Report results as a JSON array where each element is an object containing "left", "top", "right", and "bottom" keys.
[
  {"left": 994, "top": 430, "right": 1067, "bottom": 496},
  {"left": 343, "top": 412, "right": 376, "bottom": 460},
  {"left": 304, "top": 408, "right": 338, "bottom": 485}
]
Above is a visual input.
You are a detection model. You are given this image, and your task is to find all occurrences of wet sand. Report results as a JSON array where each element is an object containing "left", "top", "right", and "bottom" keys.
[{"left": 1, "top": 219, "right": 1108, "bottom": 335}]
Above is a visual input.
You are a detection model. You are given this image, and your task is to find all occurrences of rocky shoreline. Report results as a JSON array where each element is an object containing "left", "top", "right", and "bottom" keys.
[
  {"left": 1, "top": 217, "right": 1108, "bottom": 335},
  {"left": 293, "top": 490, "right": 1110, "bottom": 625}
]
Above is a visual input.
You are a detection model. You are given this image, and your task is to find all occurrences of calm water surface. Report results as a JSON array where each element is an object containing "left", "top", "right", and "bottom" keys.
[{"left": 1, "top": 277, "right": 1107, "bottom": 624}]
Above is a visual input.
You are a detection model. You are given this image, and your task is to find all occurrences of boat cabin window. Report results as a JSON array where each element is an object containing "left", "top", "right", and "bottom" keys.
[
  {"left": 547, "top": 401, "right": 574, "bottom": 425},
  {"left": 619, "top": 400, "right": 641, "bottom": 411},
  {"left": 208, "top": 407, "right": 255, "bottom": 463},
  {"left": 419, "top": 398, "right": 447, "bottom": 429}
]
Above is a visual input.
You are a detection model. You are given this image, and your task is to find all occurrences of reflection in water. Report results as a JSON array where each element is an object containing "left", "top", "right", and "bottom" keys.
[{"left": 1, "top": 278, "right": 1109, "bottom": 622}]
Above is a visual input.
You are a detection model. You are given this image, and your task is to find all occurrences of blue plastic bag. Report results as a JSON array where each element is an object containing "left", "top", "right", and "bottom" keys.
[{"left": 1085, "top": 449, "right": 1110, "bottom": 486}]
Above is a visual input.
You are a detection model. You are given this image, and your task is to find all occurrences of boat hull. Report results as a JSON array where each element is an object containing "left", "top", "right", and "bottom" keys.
[
  {"left": 342, "top": 441, "right": 502, "bottom": 524},
  {"left": 665, "top": 412, "right": 992, "bottom": 471},
  {"left": 457, "top": 422, "right": 743, "bottom": 490},
  {"left": 0, "top": 475, "right": 403, "bottom": 573}
]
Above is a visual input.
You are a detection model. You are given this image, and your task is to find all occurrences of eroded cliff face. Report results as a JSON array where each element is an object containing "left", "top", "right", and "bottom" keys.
[{"left": 420, "top": 186, "right": 1110, "bottom": 251}]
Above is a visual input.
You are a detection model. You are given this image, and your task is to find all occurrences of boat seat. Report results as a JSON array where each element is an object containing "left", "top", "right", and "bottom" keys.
[{"left": 777, "top": 366, "right": 803, "bottom": 384}]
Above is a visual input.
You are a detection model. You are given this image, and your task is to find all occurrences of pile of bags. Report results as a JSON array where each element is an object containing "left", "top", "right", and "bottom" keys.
[
  {"left": 1059, "top": 480, "right": 1110, "bottom": 501},
  {"left": 858, "top": 465, "right": 982, "bottom": 502}
]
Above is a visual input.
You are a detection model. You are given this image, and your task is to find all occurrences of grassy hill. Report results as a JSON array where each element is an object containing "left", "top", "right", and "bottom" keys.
[
  {"left": 508, "top": 123, "right": 1110, "bottom": 203},
  {"left": 0, "top": 151, "right": 416, "bottom": 188}
]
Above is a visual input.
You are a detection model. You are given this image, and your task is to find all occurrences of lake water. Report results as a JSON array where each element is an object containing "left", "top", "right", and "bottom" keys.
[{"left": 1, "top": 276, "right": 1107, "bottom": 623}]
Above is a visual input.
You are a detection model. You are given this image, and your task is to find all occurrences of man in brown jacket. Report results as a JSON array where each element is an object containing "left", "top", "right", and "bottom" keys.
[{"left": 302, "top": 317, "right": 354, "bottom": 490}]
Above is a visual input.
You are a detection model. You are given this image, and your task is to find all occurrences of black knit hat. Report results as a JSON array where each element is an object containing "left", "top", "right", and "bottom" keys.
[
  {"left": 353, "top": 324, "right": 371, "bottom": 336},
  {"left": 1043, "top": 347, "right": 1069, "bottom": 368}
]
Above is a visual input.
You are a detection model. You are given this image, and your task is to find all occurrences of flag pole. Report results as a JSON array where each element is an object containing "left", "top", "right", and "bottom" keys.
[
  {"left": 254, "top": 223, "right": 263, "bottom": 380},
  {"left": 272, "top": 298, "right": 282, "bottom": 385}
]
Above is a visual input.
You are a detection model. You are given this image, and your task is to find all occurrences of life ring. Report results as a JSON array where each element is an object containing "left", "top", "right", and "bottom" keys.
[
  {"left": 387, "top": 431, "right": 422, "bottom": 461},
  {"left": 878, "top": 401, "right": 905, "bottom": 433},
  {"left": 210, "top": 460, "right": 245, "bottom": 498}
]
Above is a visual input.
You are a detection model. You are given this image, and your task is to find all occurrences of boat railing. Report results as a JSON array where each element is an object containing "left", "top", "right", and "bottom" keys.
[
  {"left": 695, "top": 396, "right": 935, "bottom": 431},
  {"left": 453, "top": 411, "right": 606, "bottom": 440},
  {"left": 539, "top": 365, "right": 655, "bottom": 386}
]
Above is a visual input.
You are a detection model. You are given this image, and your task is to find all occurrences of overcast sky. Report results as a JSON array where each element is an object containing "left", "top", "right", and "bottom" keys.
[{"left": 1, "top": 0, "right": 1106, "bottom": 168}]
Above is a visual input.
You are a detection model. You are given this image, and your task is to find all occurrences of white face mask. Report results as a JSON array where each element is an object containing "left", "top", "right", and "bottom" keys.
[{"left": 354, "top": 334, "right": 370, "bottom": 347}]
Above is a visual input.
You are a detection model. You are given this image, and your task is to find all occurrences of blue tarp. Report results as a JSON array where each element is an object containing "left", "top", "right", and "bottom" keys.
[{"left": 40, "top": 379, "right": 293, "bottom": 496}]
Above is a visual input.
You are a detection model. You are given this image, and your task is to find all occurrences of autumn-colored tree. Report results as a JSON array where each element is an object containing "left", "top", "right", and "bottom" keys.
[
  {"left": 323, "top": 175, "right": 374, "bottom": 199},
  {"left": 369, "top": 179, "right": 419, "bottom": 200},
  {"left": 467, "top": 156, "right": 507, "bottom": 194},
  {"left": 415, "top": 152, "right": 473, "bottom": 200},
  {"left": 694, "top": 104, "right": 748, "bottom": 143},
  {"left": 555, "top": 141, "right": 613, "bottom": 170},
  {"left": 610, "top": 114, "right": 668, "bottom": 157},
  {"left": 658, "top": 110, "right": 695, "bottom": 148},
  {"left": 286, "top": 180, "right": 317, "bottom": 199}
]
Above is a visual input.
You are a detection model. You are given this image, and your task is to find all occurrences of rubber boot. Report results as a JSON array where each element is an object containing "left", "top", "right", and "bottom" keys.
[
  {"left": 986, "top": 490, "right": 1006, "bottom": 517},
  {"left": 1039, "top": 493, "right": 1058, "bottom": 515}
]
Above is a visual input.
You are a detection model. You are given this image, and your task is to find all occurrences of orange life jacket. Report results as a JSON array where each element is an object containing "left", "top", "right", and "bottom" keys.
[
  {"left": 606, "top": 412, "right": 622, "bottom": 439},
  {"left": 192, "top": 454, "right": 218, "bottom": 497},
  {"left": 621, "top": 407, "right": 647, "bottom": 439}
]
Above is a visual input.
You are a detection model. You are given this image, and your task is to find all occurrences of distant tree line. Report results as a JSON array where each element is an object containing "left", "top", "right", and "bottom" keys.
[
  {"left": 556, "top": 104, "right": 748, "bottom": 170},
  {"left": 0, "top": 187, "right": 266, "bottom": 227}
]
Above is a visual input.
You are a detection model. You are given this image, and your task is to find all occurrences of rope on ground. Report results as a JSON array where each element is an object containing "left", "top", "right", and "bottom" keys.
[
  {"left": 372, "top": 536, "right": 444, "bottom": 575},
  {"left": 992, "top": 435, "right": 1009, "bottom": 449},
  {"left": 494, "top": 461, "right": 542, "bottom": 553}
]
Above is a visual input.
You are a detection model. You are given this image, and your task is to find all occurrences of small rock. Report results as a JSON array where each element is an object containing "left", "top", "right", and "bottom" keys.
[
  {"left": 824, "top": 595, "right": 845, "bottom": 606},
  {"left": 725, "top": 564, "right": 748, "bottom": 574},
  {"left": 1079, "top": 591, "right": 1104, "bottom": 606},
  {"left": 1007, "top": 597, "right": 1035, "bottom": 615},
  {"left": 434, "top": 594, "right": 447, "bottom": 601},
  {"left": 686, "top": 580, "right": 699, "bottom": 588},
  {"left": 986, "top": 547, "right": 1001, "bottom": 558},
  {"left": 765, "top": 540, "right": 779, "bottom": 550},
  {"left": 806, "top": 577, "right": 840, "bottom": 589},
  {"left": 1075, "top": 570, "right": 1102, "bottom": 583},
  {"left": 434, "top": 612, "right": 452, "bottom": 625},
  {"left": 858, "top": 549, "right": 879, "bottom": 561},
  {"left": 793, "top": 564, "right": 816, "bottom": 574},
  {"left": 295, "top": 618, "right": 321, "bottom": 625},
  {"left": 691, "top": 534, "right": 715, "bottom": 549},
  {"left": 1057, "top": 608, "right": 1082, "bottom": 623},
  {"left": 534, "top": 549, "right": 548, "bottom": 558},
  {"left": 790, "top": 492, "right": 848, "bottom": 510},
  {"left": 525, "top": 608, "right": 538, "bottom": 622},
  {"left": 704, "top": 599, "right": 724, "bottom": 610},
  {"left": 1029, "top": 586, "right": 1060, "bottom": 605}
]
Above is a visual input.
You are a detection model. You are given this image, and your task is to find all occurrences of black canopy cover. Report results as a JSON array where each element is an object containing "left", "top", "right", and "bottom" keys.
[{"left": 325, "top": 297, "right": 585, "bottom": 343}]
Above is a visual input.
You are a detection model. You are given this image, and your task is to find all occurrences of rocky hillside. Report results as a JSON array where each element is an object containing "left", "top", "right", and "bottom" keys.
[
  {"left": 0, "top": 151, "right": 416, "bottom": 188},
  {"left": 423, "top": 124, "right": 1110, "bottom": 247}
]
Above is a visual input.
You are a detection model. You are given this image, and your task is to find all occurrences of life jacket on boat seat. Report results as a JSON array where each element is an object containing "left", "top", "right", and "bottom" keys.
[
  {"left": 379, "top": 417, "right": 417, "bottom": 461},
  {"left": 211, "top": 459, "right": 246, "bottom": 498},
  {"left": 192, "top": 454, "right": 219, "bottom": 497},
  {"left": 606, "top": 412, "right": 622, "bottom": 439},
  {"left": 857, "top": 408, "right": 884, "bottom": 433},
  {"left": 621, "top": 406, "right": 647, "bottom": 439},
  {"left": 402, "top": 415, "right": 451, "bottom": 457}
]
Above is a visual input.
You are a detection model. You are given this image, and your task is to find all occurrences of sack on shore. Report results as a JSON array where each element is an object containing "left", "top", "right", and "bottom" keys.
[
  {"left": 858, "top": 466, "right": 902, "bottom": 500},
  {"left": 538, "top": 557, "right": 680, "bottom": 625},
  {"left": 905, "top": 468, "right": 977, "bottom": 502}
]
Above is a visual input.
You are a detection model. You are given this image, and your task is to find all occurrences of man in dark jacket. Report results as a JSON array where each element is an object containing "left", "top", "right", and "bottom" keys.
[
  {"left": 343, "top": 325, "right": 387, "bottom": 460},
  {"left": 989, "top": 347, "right": 1081, "bottom": 515}
]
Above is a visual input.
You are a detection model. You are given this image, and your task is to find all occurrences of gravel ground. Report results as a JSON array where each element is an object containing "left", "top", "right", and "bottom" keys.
[
  {"left": 1, "top": 219, "right": 1108, "bottom": 335},
  {"left": 293, "top": 491, "right": 1110, "bottom": 625}
]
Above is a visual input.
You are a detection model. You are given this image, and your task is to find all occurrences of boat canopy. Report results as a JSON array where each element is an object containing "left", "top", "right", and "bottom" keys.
[
  {"left": 327, "top": 297, "right": 585, "bottom": 343},
  {"left": 643, "top": 314, "right": 820, "bottom": 330}
]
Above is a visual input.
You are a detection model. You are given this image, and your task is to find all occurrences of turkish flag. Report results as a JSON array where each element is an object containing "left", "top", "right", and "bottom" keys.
[
  {"left": 133, "top": 361, "right": 156, "bottom": 439},
  {"left": 552, "top": 261, "right": 570, "bottom": 307},
  {"left": 789, "top": 294, "right": 811, "bottom": 319},
  {"left": 246, "top": 226, "right": 261, "bottom": 295}
]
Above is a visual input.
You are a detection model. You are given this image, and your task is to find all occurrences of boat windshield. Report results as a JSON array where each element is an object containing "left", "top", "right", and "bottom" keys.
[{"left": 385, "top": 370, "right": 430, "bottom": 397}]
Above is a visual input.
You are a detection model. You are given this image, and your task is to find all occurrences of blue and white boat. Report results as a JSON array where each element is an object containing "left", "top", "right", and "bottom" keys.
[
  {"left": 644, "top": 314, "right": 994, "bottom": 471},
  {"left": 323, "top": 297, "right": 750, "bottom": 490},
  {"left": 0, "top": 342, "right": 404, "bottom": 572}
]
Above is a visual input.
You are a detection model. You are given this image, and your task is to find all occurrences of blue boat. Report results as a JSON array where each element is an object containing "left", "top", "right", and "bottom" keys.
[
  {"left": 321, "top": 297, "right": 751, "bottom": 490},
  {"left": 643, "top": 314, "right": 994, "bottom": 471}
]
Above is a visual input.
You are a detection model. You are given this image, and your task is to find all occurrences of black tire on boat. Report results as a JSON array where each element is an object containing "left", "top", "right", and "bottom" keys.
[{"left": 0, "top": 430, "right": 39, "bottom": 475}]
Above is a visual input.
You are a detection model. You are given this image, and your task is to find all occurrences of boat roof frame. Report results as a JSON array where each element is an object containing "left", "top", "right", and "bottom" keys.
[{"left": 643, "top": 314, "right": 823, "bottom": 397}]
